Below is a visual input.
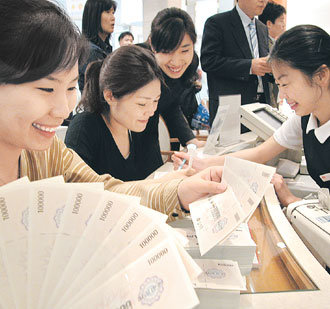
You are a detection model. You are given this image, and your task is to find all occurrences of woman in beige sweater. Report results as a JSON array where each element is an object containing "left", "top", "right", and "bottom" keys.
[{"left": 0, "top": 0, "right": 226, "bottom": 220}]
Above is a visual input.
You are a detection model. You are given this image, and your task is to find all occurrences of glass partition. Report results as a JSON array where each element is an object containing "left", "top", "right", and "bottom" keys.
[{"left": 244, "top": 199, "right": 317, "bottom": 293}]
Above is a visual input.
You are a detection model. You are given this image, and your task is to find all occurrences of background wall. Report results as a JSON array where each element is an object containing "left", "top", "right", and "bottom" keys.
[{"left": 286, "top": 0, "right": 330, "bottom": 34}]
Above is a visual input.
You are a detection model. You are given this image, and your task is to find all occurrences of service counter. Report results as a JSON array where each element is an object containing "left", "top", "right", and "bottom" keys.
[
  {"left": 240, "top": 186, "right": 330, "bottom": 308},
  {"left": 152, "top": 162, "right": 330, "bottom": 308}
]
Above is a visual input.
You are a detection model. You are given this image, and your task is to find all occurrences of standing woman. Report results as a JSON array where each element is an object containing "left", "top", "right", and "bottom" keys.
[
  {"left": 138, "top": 7, "right": 204, "bottom": 173},
  {"left": 65, "top": 46, "right": 164, "bottom": 181},
  {"left": 79, "top": 0, "right": 116, "bottom": 91}
]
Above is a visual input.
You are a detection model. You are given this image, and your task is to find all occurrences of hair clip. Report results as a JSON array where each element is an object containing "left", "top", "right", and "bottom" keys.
[{"left": 317, "top": 38, "right": 323, "bottom": 52}]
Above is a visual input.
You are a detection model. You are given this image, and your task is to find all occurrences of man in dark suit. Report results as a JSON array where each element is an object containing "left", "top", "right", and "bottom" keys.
[{"left": 201, "top": 0, "right": 272, "bottom": 127}]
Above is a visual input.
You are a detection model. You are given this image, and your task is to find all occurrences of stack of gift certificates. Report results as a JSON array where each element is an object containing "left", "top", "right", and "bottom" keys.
[
  {"left": 171, "top": 220, "right": 257, "bottom": 276},
  {"left": 0, "top": 172, "right": 249, "bottom": 309},
  {"left": 189, "top": 156, "right": 275, "bottom": 257}
]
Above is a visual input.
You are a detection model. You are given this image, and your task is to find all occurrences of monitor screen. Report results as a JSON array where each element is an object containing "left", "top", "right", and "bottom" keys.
[{"left": 254, "top": 109, "right": 283, "bottom": 129}]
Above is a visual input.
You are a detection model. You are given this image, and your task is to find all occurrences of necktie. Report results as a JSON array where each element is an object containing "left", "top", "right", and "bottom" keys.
[
  {"left": 249, "top": 21, "right": 258, "bottom": 58},
  {"left": 249, "top": 20, "right": 263, "bottom": 93}
]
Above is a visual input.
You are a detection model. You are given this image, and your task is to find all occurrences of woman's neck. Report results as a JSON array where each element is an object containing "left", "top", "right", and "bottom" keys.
[
  {"left": 98, "top": 32, "right": 107, "bottom": 42},
  {"left": 102, "top": 115, "right": 130, "bottom": 158},
  {"left": 0, "top": 144, "right": 21, "bottom": 186},
  {"left": 314, "top": 91, "right": 330, "bottom": 126}
]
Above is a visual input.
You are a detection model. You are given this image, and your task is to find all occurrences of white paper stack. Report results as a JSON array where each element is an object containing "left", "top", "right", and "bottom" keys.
[
  {"left": 189, "top": 157, "right": 275, "bottom": 256},
  {"left": 0, "top": 177, "right": 202, "bottom": 309},
  {"left": 193, "top": 259, "right": 246, "bottom": 309},
  {"left": 171, "top": 220, "right": 256, "bottom": 275}
]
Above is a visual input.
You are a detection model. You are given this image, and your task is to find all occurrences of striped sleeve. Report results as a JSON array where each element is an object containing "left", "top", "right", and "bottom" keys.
[{"left": 21, "top": 136, "right": 186, "bottom": 221}]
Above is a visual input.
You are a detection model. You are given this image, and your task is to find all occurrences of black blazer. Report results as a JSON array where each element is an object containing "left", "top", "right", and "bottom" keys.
[{"left": 201, "top": 7, "right": 271, "bottom": 122}]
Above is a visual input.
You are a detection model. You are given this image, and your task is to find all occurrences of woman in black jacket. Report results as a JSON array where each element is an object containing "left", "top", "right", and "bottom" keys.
[
  {"left": 79, "top": 0, "right": 116, "bottom": 92},
  {"left": 137, "top": 7, "right": 204, "bottom": 173}
]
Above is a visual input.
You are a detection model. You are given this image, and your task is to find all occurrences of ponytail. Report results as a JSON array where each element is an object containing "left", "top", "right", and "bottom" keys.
[
  {"left": 78, "top": 59, "right": 110, "bottom": 115},
  {"left": 78, "top": 45, "right": 163, "bottom": 118}
]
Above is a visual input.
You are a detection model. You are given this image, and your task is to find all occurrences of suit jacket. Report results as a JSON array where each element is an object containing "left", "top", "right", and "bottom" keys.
[
  {"left": 201, "top": 7, "right": 271, "bottom": 123},
  {"left": 268, "top": 37, "right": 279, "bottom": 108}
]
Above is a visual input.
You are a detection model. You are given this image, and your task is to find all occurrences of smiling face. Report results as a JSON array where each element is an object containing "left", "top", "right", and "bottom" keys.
[
  {"left": 105, "top": 79, "right": 161, "bottom": 133},
  {"left": 268, "top": 13, "right": 286, "bottom": 40},
  {"left": 272, "top": 61, "right": 323, "bottom": 117},
  {"left": 0, "top": 64, "right": 78, "bottom": 153},
  {"left": 239, "top": 0, "right": 268, "bottom": 19},
  {"left": 100, "top": 7, "right": 115, "bottom": 35},
  {"left": 153, "top": 33, "right": 194, "bottom": 79}
]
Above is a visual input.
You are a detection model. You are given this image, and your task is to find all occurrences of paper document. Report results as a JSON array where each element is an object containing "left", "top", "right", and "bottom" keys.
[
  {"left": 69, "top": 239, "right": 199, "bottom": 309},
  {"left": 192, "top": 259, "right": 246, "bottom": 291},
  {"left": 189, "top": 157, "right": 275, "bottom": 255},
  {"left": 190, "top": 186, "right": 245, "bottom": 255}
]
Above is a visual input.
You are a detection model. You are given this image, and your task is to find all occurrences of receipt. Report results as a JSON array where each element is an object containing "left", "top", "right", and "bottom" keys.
[
  {"left": 69, "top": 239, "right": 199, "bottom": 309},
  {"left": 190, "top": 186, "right": 245, "bottom": 256},
  {"left": 192, "top": 259, "right": 246, "bottom": 291}
]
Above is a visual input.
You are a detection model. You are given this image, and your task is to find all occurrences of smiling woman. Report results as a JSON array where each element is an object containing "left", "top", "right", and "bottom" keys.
[
  {"left": 65, "top": 45, "right": 164, "bottom": 181},
  {"left": 136, "top": 7, "right": 204, "bottom": 172},
  {"left": 0, "top": 0, "right": 227, "bottom": 221},
  {"left": 173, "top": 24, "right": 330, "bottom": 207}
]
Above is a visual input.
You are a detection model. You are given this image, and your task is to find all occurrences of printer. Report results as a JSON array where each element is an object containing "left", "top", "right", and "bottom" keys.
[{"left": 286, "top": 192, "right": 330, "bottom": 269}]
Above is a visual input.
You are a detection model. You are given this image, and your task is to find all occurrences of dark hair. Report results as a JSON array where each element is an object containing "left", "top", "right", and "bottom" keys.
[
  {"left": 269, "top": 25, "right": 330, "bottom": 81},
  {"left": 0, "top": 0, "right": 87, "bottom": 84},
  {"left": 82, "top": 0, "right": 117, "bottom": 41},
  {"left": 259, "top": 1, "right": 286, "bottom": 25},
  {"left": 79, "top": 45, "right": 163, "bottom": 116},
  {"left": 150, "top": 7, "right": 196, "bottom": 53},
  {"left": 118, "top": 31, "right": 134, "bottom": 42}
]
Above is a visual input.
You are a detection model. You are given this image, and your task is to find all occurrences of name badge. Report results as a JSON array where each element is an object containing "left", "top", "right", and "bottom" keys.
[{"left": 319, "top": 173, "right": 330, "bottom": 182}]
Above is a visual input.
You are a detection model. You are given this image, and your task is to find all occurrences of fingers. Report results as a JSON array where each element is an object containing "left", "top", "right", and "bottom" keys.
[
  {"left": 172, "top": 152, "right": 190, "bottom": 160},
  {"left": 205, "top": 166, "right": 223, "bottom": 182},
  {"left": 252, "top": 58, "right": 272, "bottom": 76},
  {"left": 271, "top": 173, "right": 285, "bottom": 189},
  {"left": 183, "top": 168, "right": 196, "bottom": 177},
  {"left": 172, "top": 152, "right": 190, "bottom": 170},
  {"left": 197, "top": 179, "right": 227, "bottom": 195},
  {"left": 196, "top": 140, "right": 206, "bottom": 148}
]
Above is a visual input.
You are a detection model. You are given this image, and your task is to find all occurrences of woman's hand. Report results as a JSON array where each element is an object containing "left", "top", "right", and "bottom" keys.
[
  {"left": 271, "top": 173, "right": 301, "bottom": 207},
  {"left": 177, "top": 166, "right": 227, "bottom": 210},
  {"left": 187, "top": 138, "right": 205, "bottom": 148},
  {"left": 171, "top": 151, "right": 209, "bottom": 172},
  {"left": 154, "top": 168, "right": 196, "bottom": 182}
]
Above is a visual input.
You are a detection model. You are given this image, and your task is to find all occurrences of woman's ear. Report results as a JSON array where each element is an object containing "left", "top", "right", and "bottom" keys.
[
  {"left": 103, "top": 90, "right": 116, "bottom": 106},
  {"left": 314, "top": 64, "right": 330, "bottom": 87}
]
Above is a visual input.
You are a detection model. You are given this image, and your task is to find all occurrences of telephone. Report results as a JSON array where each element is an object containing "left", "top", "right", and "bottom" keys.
[{"left": 240, "top": 103, "right": 288, "bottom": 141}]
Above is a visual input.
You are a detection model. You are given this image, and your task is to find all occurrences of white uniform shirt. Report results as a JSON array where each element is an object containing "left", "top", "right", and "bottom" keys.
[{"left": 274, "top": 113, "right": 330, "bottom": 150}]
